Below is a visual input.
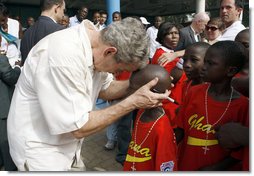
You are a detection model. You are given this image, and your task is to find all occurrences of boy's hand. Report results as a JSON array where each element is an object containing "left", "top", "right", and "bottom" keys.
[{"left": 215, "top": 122, "right": 249, "bottom": 149}]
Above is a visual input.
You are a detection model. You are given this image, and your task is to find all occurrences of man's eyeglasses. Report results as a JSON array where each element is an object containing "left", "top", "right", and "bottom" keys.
[{"left": 205, "top": 25, "right": 219, "bottom": 31}]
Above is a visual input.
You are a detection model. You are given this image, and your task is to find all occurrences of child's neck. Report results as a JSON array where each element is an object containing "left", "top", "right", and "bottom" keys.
[
  {"left": 209, "top": 80, "right": 240, "bottom": 101},
  {"left": 191, "top": 77, "right": 203, "bottom": 86},
  {"left": 140, "top": 107, "right": 164, "bottom": 123}
]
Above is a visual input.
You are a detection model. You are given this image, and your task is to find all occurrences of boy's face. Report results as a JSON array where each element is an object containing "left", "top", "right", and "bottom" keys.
[
  {"left": 201, "top": 48, "right": 228, "bottom": 83},
  {"left": 113, "top": 14, "right": 121, "bottom": 22},
  {"left": 235, "top": 33, "right": 249, "bottom": 51},
  {"left": 183, "top": 47, "right": 205, "bottom": 80}
]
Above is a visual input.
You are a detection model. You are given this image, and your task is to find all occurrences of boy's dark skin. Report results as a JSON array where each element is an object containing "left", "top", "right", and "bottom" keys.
[
  {"left": 129, "top": 64, "right": 172, "bottom": 123},
  {"left": 198, "top": 41, "right": 246, "bottom": 171},
  {"left": 183, "top": 42, "right": 210, "bottom": 86},
  {"left": 176, "top": 41, "right": 246, "bottom": 171},
  {"left": 215, "top": 29, "right": 249, "bottom": 153},
  {"left": 231, "top": 29, "right": 249, "bottom": 97},
  {"left": 174, "top": 42, "right": 210, "bottom": 141}
]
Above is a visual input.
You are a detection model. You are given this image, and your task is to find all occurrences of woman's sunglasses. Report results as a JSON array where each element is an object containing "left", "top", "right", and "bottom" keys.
[{"left": 205, "top": 25, "right": 218, "bottom": 31}]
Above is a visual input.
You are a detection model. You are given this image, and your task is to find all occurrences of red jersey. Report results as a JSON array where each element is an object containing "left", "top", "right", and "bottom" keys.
[
  {"left": 242, "top": 114, "right": 249, "bottom": 171},
  {"left": 115, "top": 71, "right": 131, "bottom": 81},
  {"left": 151, "top": 47, "right": 180, "bottom": 73},
  {"left": 123, "top": 109, "right": 178, "bottom": 171},
  {"left": 151, "top": 47, "right": 182, "bottom": 128},
  {"left": 177, "top": 84, "right": 249, "bottom": 171},
  {"left": 163, "top": 72, "right": 187, "bottom": 128}
]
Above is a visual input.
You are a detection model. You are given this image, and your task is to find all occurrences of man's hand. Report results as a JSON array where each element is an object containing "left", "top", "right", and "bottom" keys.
[
  {"left": 215, "top": 122, "right": 249, "bottom": 149},
  {"left": 129, "top": 77, "right": 171, "bottom": 109}
]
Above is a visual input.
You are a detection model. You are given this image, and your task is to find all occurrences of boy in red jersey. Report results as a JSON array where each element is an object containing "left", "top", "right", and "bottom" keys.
[
  {"left": 182, "top": 42, "right": 210, "bottom": 100},
  {"left": 215, "top": 30, "right": 250, "bottom": 170},
  {"left": 174, "top": 42, "right": 210, "bottom": 143},
  {"left": 151, "top": 22, "right": 185, "bottom": 128},
  {"left": 123, "top": 64, "right": 177, "bottom": 171},
  {"left": 176, "top": 41, "right": 249, "bottom": 171}
]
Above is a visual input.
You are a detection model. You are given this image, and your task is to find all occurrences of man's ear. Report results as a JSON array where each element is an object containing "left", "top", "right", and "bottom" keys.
[
  {"left": 227, "top": 66, "right": 239, "bottom": 77},
  {"left": 104, "top": 47, "right": 117, "bottom": 57},
  {"left": 236, "top": 7, "right": 243, "bottom": 17}
]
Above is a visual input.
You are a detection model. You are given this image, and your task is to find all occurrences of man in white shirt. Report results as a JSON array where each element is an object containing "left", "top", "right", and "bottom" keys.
[
  {"left": 69, "top": 5, "right": 88, "bottom": 27},
  {"left": 7, "top": 17, "right": 170, "bottom": 171},
  {"left": 219, "top": 0, "right": 245, "bottom": 41},
  {"left": 146, "top": 16, "right": 163, "bottom": 59},
  {"left": 98, "top": 10, "right": 108, "bottom": 30}
]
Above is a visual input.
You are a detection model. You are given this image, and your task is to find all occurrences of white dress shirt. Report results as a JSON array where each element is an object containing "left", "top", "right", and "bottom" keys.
[
  {"left": 69, "top": 15, "right": 81, "bottom": 27},
  {"left": 7, "top": 20, "right": 113, "bottom": 171},
  {"left": 146, "top": 26, "right": 161, "bottom": 58}
]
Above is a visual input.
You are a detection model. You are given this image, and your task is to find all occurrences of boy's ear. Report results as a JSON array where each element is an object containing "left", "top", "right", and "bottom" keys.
[
  {"left": 227, "top": 66, "right": 238, "bottom": 77},
  {"left": 103, "top": 47, "right": 117, "bottom": 57}
]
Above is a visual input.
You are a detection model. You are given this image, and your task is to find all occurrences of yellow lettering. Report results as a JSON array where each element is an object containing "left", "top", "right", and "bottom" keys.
[
  {"left": 194, "top": 116, "right": 205, "bottom": 130},
  {"left": 128, "top": 141, "right": 151, "bottom": 157},
  {"left": 140, "top": 148, "right": 151, "bottom": 157},
  {"left": 188, "top": 114, "right": 198, "bottom": 129},
  {"left": 187, "top": 114, "right": 216, "bottom": 134}
]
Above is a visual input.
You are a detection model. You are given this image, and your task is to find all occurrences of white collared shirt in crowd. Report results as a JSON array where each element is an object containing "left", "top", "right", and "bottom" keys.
[
  {"left": 218, "top": 20, "right": 245, "bottom": 41},
  {"left": 146, "top": 26, "right": 161, "bottom": 58},
  {"left": 69, "top": 15, "right": 81, "bottom": 27}
]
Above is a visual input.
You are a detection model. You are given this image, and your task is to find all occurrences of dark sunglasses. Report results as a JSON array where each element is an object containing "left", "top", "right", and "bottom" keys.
[{"left": 205, "top": 25, "right": 218, "bottom": 31}]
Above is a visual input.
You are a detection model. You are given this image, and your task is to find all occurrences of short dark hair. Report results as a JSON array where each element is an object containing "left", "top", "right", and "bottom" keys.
[
  {"left": 185, "top": 42, "right": 210, "bottom": 56},
  {"left": 112, "top": 11, "right": 121, "bottom": 17},
  {"left": 156, "top": 22, "right": 180, "bottom": 44},
  {"left": 220, "top": 0, "right": 244, "bottom": 8},
  {"left": 40, "top": 0, "right": 64, "bottom": 11},
  {"left": 0, "top": 3, "right": 9, "bottom": 17},
  {"left": 209, "top": 41, "right": 246, "bottom": 73},
  {"left": 77, "top": 5, "right": 88, "bottom": 13},
  {"left": 99, "top": 10, "right": 108, "bottom": 16}
]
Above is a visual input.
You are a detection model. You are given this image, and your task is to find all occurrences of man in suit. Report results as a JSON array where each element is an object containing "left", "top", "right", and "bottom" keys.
[
  {"left": 176, "top": 12, "right": 210, "bottom": 51},
  {"left": 0, "top": 54, "right": 21, "bottom": 171},
  {"left": 20, "top": 0, "right": 65, "bottom": 65}
]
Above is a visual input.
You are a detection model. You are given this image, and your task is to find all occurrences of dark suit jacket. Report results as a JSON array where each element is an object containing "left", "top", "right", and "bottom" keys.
[
  {"left": 0, "top": 55, "right": 21, "bottom": 119},
  {"left": 21, "top": 16, "right": 64, "bottom": 64},
  {"left": 175, "top": 25, "right": 200, "bottom": 51}
]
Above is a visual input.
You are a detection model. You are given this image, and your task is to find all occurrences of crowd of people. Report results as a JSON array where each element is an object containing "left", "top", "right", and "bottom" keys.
[{"left": 0, "top": 0, "right": 249, "bottom": 172}]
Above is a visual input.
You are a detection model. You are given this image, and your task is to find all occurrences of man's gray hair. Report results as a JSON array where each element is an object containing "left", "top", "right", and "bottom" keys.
[
  {"left": 100, "top": 17, "right": 149, "bottom": 68},
  {"left": 193, "top": 11, "right": 210, "bottom": 22}
]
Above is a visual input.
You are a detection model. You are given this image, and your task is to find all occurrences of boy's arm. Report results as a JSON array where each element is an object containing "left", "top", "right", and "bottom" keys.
[{"left": 198, "top": 156, "right": 240, "bottom": 171}]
